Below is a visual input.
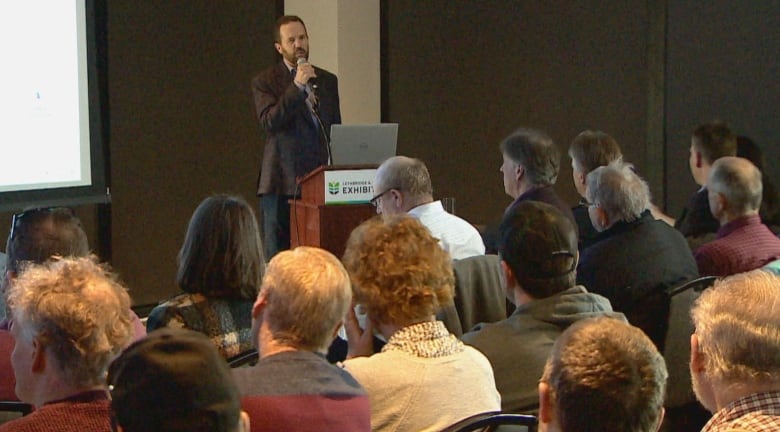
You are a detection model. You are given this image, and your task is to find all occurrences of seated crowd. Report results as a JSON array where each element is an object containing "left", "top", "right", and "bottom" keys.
[{"left": 1, "top": 120, "right": 779, "bottom": 431}]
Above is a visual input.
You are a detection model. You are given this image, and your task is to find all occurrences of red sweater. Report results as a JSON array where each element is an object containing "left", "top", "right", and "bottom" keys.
[{"left": 0, "top": 390, "right": 110, "bottom": 432}]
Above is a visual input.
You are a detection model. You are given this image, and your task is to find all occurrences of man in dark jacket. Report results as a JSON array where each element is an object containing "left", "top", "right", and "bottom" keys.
[
  {"left": 252, "top": 15, "right": 341, "bottom": 258},
  {"left": 577, "top": 161, "right": 699, "bottom": 346}
]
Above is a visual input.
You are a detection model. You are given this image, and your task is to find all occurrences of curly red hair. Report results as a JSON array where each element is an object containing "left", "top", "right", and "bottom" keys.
[{"left": 342, "top": 216, "right": 454, "bottom": 326}]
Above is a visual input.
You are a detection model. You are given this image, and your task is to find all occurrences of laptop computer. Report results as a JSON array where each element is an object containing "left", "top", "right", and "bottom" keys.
[{"left": 329, "top": 123, "right": 398, "bottom": 165}]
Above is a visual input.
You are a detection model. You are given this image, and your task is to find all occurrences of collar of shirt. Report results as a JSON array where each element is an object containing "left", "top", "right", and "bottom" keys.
[{"left": 716, "top": 214, "right": 762, "bottom": 239}]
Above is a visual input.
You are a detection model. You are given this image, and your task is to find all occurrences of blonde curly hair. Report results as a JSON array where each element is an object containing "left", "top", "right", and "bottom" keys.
[
  {"left": 9, "top": 256, "right": 133, "bottom": 388},
  {"left": 342, "top": 215, "right": 454, "bottom": 326}
]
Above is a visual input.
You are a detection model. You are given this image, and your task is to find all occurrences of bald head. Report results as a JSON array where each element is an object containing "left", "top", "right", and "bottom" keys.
[
  {"left": 707, "top": 156, "right": 762, "bottom": 221},
  {"left": 373, "top": 156, "right": 434, "bottom": 214}
]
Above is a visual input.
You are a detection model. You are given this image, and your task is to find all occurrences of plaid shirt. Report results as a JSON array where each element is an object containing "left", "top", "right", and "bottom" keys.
[
  {"left": 146, "top": 293, "right": 253, "bottom": 360},
  {"left": 695, "top": 215, "right": 780, "bottom": 277},
  {"left": 702, "top": 391, "right": 780, "bottom": 431}
]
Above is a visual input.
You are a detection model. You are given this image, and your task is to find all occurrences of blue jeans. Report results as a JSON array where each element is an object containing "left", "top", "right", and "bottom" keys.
[{"left": 261, "top": 194, "right": 292, "bottom": 259}]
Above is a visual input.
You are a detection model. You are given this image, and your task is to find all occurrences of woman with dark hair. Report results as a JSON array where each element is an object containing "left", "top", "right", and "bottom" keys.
[{"left": 147, "top": 195, "right": 266, "bottom": 359}]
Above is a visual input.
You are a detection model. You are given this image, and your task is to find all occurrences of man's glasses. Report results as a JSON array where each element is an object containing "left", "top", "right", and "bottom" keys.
[
  {"left": 369, "top": 187, "right": 399, "bottom": 208},
  {"left": 9, "top": 207, "right": 75, "bottom": 242}
]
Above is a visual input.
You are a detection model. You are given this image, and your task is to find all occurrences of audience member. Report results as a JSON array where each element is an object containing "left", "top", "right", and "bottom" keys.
[
  {"left": 1, "top": 207, "right": 145, "bottom": 402},
  {"left": 342, "top": 216, "right": 500, "bottom": 431},
  {"left": 0, "top": 256, "right": 133, "bottom": 431},
  {"left": 567, "top": 130, "right": 623, "bottom": 250},
  {"left": 690, "top": 270, "right": 780, "bottom": 431},
  {"left": 737, "top": 135, "right": 780, "bottom": 231},
  {"left": 484, "top": 128, "right": 577, "bottom": 252},
  {"left": 538, "top": 317, "right": 667, "bottom": 432},
  {"left": 675, "top": 121, "right": 737, "bottom": 241},
  {"left": 577, "top": 162, "right": 698, "bottom": 345},
  {"left": 462, "top": 201, "right": 622, "bottom": 413},
  {"left": 233, "top": 246, "right": 370, "bottom": 432},
  {"left": 372, "top": 156, "right": 484, "bottom": 259},
  {"left": 694, "top": 157, "right": 780, "bottom": 277},
  {"left": 499, "top": 128, "right": 576, "bottom": 224},
  {"left": 147, "top": 195, "right": 266, "bottom": 359},
  {"left": 108, "top": 328, "right": 249, "bottom": 432}
]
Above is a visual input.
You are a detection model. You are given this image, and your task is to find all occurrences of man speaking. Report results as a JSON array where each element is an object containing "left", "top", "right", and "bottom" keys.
[{"left": 252, "top": 15, "right": 341, "bottom": 258}]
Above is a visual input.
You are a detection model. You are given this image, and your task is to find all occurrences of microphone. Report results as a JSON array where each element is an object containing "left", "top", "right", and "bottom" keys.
[{"left": 296, "top": 57, "right": 318, "bottom": 90}]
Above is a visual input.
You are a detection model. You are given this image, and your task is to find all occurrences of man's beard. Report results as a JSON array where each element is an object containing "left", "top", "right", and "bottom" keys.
[{"left": 282, "top": 47, "right": 308, "bottom": 65}]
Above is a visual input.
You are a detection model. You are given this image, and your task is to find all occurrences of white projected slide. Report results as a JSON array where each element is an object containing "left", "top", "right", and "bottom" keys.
[{"left": 0, "top": 1, "right": 91, "bottom": 193}]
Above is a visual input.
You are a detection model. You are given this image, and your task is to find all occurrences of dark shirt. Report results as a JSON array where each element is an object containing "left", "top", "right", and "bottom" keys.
[
  {"left": 578, "top": 210, "right": 699, "bottom": 346},
  {"left": 675, "top": 188, "right": 720, "bottom": 238},
  {"left": 483, "top": 185, "right": 577, "bottom": 253},
  {"left": 572, "top": 199, "right": 600, "bottom": 250}
]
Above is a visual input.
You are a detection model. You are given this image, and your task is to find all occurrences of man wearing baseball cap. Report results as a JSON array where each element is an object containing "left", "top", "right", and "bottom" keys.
[
  {"left": 108, "top": 328, "right": 249, "bottom": 432},
  {"left": 462, "top": 201, "right": 623, "bottom": 414}
]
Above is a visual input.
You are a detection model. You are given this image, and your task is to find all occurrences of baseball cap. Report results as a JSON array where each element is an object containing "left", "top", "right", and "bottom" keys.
[
  {"left": 499, "top": 200, "right": 578, "bottom": 281},
  {"left": 107, "top": 328, "right": 242, "bottom": 432}
]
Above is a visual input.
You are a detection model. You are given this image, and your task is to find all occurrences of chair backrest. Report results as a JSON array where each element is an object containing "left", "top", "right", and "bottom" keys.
[
  {"left": 228, "top": 349, "right": 259, "bottom": 368},
  {"left": 0, "top": 401, "right": 33, "bottom": 416},
  {"left": 438, "top": 255, "right": 508, "bottom": 336},
  {"left": 663, "top": 276, "right": 717, "bottom": 408},
  {"left": 441, "top": 412, "right": 538, "bottom": 432}
]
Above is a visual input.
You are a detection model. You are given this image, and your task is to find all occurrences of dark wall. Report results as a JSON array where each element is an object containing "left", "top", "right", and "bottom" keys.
[
  {"left": 665, "top": 1, "right": 780, "bottom": 216},
  {"left": 383, "top": 0, "right": 652, "bottom": 224},
  {"left": 105, "top": 1, "right": 277, "bottom": 304}
]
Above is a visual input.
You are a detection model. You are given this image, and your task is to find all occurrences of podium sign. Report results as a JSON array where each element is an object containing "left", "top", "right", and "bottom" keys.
[{"left": 323, "top": 169, "right": 376, "bottom": 204}]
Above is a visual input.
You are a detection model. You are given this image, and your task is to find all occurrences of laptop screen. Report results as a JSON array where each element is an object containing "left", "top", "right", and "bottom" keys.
[{"left": 329, "top": 124, "right": 398, "bottom": 165}]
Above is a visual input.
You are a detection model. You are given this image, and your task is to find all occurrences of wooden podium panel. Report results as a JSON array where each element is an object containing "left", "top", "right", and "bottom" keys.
[
  {"left": 290, "top": 165, "right": 379, "bottom": 257},
  {"left": 290, "top": 200, "right": 376, "bottom": 258}
]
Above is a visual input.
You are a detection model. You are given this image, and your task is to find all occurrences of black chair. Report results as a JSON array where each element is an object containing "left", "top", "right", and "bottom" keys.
[
  {"left": 660, "top": 276, "right": 717, "bottom": 431},
  {"left": 0, "top": 401, "right": 33, "bottom": 416},
  {"left": 441, "top": 412, "right": 537, "bottom": 432},
  {"left": 227, "top": 349, "right": 259, "bottom": 368}
]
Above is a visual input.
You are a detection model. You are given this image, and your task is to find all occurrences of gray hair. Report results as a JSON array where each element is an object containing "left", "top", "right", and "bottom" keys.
[
  {"left": 586, "top": 162, "right": 650, "bottom": 223},
  {"left": 9, "top": 256, "right": 133, "bottom": 388},
  {"left": 375, "top": 156, "right": 433, "bottom": 198},
  {"left": 708, "top": 156, "right": 762, "bottom": 216},
  {"left": 691, "top": 270, "right": 780, "bottom": 383},
  {"left": 260, "top": 247, "right": 352, "bottom": 353},
  {"left": 499, "top": 128, "right": 560, "bottom": 186}
]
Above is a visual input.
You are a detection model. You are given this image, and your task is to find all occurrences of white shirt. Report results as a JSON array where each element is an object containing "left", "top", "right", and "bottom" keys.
[{"left": 407, "top": 201, "right": 485, "bottom": 260}]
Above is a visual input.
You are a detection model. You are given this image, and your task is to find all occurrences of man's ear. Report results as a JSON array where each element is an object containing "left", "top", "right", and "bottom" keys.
[
  {"left": 695, "top": 151, "right": 703, "bottom": 169},
  {"left": 594, "top": 206, "right": 610, "bottom": 230},
  {"left": 690, "top": 333, "right": 705, "bottom": 373},
  {"left": 715, "top": 192, "right": 727, "bottom": 214},
  {"left": 538, "top": 381, "right": 555, "bottom": 425},
  {"left": 274, "top": 42, "right": 282, "bottom": 55},
  {"left": 654, "top": 407, "right": 666, "bottom": 432},
  {"left": 389, "top": 189, "right": 404, "bottom": 210},
  {"left": 331, "top": 320, "right": 344, "bottom": 342},
  {"left": 576, "top": 171, "right": 586, "bottom": 189},
  {"left": 31, "top": 337, "right": 46, "bottom": 373},
  {"left": 252, "top": 291, "right": 268, "bottom": 319},
  {"left": 239, "top": 411, "right": 251, "bottom": 432},
  {"left": 500, "top": 260, "right": 517, "bottom": 289},
  {"left": 515, "top": 164, "right": 525, "bottom": 183}
]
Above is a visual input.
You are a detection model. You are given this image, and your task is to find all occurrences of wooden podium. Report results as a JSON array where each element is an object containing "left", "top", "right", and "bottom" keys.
[{"left": 290, "top": 165, "right": 378, "bottom": 258}]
